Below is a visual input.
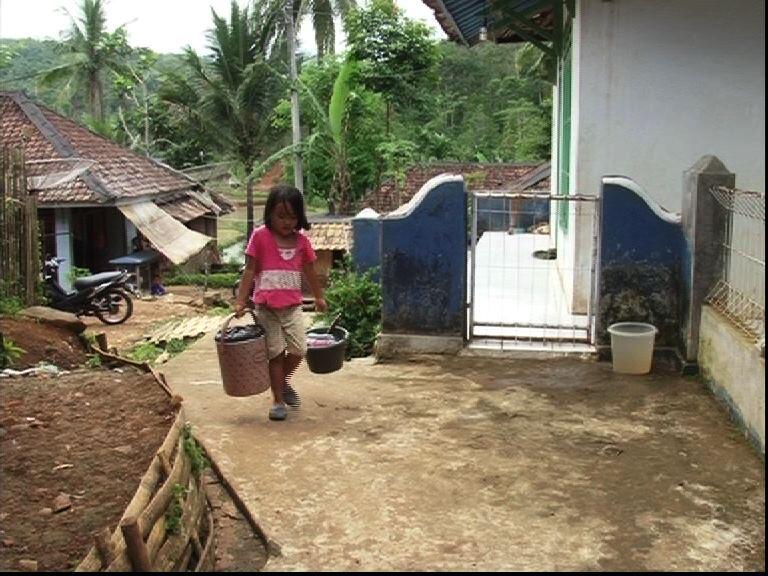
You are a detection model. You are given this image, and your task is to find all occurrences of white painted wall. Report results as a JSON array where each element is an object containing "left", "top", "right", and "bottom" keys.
[
  {"left": 54, "top": 208, "right": 73, "bottom": 292},
  {"left": 574, "top": 0, "right": 765, "bottom": 212},
  {"left": 700, "top": 305, "right": 765, "bottom": 455}
]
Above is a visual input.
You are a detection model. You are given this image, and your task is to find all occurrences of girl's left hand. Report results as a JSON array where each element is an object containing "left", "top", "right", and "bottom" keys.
[{"left": 315, "top": 297, "right": 328, "bottom": 313}]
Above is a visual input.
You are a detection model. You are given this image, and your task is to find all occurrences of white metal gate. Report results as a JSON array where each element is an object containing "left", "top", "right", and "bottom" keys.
[{"left": 469, "top": 190, "right": 600, "bottom": 349}]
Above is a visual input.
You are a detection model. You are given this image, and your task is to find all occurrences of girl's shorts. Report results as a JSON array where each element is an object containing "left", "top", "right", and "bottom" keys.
[{"left": 257, "top": 306, "right": 306, "bottom": 360}]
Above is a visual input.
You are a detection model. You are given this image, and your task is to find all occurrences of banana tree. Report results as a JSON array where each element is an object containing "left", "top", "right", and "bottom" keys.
[{"left": 302, "top": 59, "right": 354, "bottom": 214}]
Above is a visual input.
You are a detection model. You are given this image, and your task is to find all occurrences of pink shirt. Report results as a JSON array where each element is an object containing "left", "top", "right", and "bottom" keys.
[{"left": 245, "top": 226, "right": 316, "bottom": 309}]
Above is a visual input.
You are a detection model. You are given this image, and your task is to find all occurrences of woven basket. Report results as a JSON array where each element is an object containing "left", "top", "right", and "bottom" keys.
[{"left": 215, "top": 311, "right": 270, "bottom": 397}]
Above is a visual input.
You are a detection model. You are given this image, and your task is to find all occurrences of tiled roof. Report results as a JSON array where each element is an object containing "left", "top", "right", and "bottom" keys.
[
  {"left": 306, "top": 221, "right": 352, "bottom": 251},
  {"left": 0, "top": 92, "right": 229, "bottom": 215},
  {"left": 362, "top": 161, "right": 551, "bottom": 214}
]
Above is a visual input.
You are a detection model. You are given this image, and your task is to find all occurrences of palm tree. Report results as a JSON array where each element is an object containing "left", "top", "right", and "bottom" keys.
[
  {"left": 160, "top": 0, "right": 284, "bottom": 237},
  {"left": 282, "top": 0, "right": 356, "bottom": 61},
  {"left": 40, "top": 0, "right": 129, "bottom": 121}
]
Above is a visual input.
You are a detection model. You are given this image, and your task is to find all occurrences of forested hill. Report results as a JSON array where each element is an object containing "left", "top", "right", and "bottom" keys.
[
  {"left": 1, "top": 8, "right": 552, "bottom": 214},
  {"left": 1, "top": 38, "right": 184, "bottom": 120}
]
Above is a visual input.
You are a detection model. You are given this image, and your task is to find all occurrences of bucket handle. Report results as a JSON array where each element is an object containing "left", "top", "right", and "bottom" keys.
[
  {"left": 326, "top": 313, "right": 342, "bottom": 334},
  {"left": 220, "top": 309, "right": 260, "bottom": 333}
]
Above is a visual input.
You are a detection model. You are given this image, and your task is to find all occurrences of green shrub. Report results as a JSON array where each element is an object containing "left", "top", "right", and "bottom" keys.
[
  {"left": 0, "top": 295, "right": 25, "bottom": 315},
  {"left": 1, "top": 335, "right": 26, "bottom": 368},
  {"left": 165, "top": 483, "right": 188, "bottom": 535},
  {"left": 128, "top": 338, "right": 191, "bottom": 363},
  {"left": 68, "top": 266, "right": 92, "bottom": 284},
  {"left": 164, "top": 272, "right": 238, "bottom": 289},
  {"left": 182, "top": 423, "right": 210, "bottom": 478},
  {"left": 316, "top": 259, "right": 381, "bottom": 358},
  {"left": 129, "top": 341, "right": 164, "bottom": 363}
]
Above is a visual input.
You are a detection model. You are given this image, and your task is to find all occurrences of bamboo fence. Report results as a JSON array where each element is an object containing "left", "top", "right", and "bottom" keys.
[
  {"left": 75, "top": 347, "right": 215, "bottom": 572},
  {"left": 1, "top": 146, "right": 39, "bottom": 306}
]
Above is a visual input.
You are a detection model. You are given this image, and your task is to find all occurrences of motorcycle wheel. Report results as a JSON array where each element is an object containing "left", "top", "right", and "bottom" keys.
[{"left": 94, "top": 289, "right": 134, "bottom": 325}]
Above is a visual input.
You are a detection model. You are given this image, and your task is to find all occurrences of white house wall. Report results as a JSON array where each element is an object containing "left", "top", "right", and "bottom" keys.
[
  {"left": 54, "top": 208, "right": 73, "bottom": 292},
  {"left": 574, "top": 0, "right": 765, "bottom": 211}
]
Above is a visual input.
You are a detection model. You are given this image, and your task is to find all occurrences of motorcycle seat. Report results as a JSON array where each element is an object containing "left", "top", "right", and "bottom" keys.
[{"left": 73, "top": 271, "right": 124, "bottom": 290}]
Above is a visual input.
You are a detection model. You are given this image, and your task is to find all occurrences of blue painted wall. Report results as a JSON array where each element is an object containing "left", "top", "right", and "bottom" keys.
[
  {"left": 599, "top": 180, "right": 690, "bottom": 348},
  {"left": 381, "top": 179, "right": 467, "bottom": 336},
  {"left": 352, "top": 215, "right": 381, "bottom": 281}
]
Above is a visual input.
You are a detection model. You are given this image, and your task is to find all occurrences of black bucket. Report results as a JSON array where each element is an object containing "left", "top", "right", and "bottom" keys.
[{"left": 306, "top": 326, "right": 348, "bottom": 374}]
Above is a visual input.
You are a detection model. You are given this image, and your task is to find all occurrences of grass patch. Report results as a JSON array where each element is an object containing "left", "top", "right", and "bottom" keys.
[
  {"left": 164, "top": 272, "right": 238, "bottom": 288},
  {"left": 128, "top": 337, "right": 193, "bottom": 364}
]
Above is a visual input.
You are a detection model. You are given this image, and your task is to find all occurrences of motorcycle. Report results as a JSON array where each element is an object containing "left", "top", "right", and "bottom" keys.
[{"left": 42, "top": 257, "right": 134, "bottom": 325}]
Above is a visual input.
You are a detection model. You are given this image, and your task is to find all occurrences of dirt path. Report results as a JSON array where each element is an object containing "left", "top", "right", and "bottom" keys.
[{"left": 164, "top": 338, "right": 766, "bottom": 572}]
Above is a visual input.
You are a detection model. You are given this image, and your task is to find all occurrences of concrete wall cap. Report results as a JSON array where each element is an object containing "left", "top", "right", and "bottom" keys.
[
  {"left": 353, "top": 207, "right": 379, "bottom": 220},
  {"left": 602, "top": 176, "right": 681, "bottom": 224},
  {"left": 384, "top": 174, "right": 464, "bottom": 220}
]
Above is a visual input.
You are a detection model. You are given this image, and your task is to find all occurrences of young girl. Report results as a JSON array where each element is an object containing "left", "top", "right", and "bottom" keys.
[{"left": 234, "top": 184, "right": 327, "bottom": 421}]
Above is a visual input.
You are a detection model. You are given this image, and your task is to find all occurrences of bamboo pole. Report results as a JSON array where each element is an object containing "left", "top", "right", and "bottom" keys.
[
  {"left": 119, "top": 517, "right": 151, "bottom": 572},
  {"left": 195, "top": 505, "right": 216, "bottom": 572},
  {"left": 76, "top": 412, "right": 185, "bottom": 571},
  {"left": 138, "top": 438, "right": 191, "bottom": 539},
  {"left": 154, "top": 475, "right": 204, "bottom": 571},
  {"left": 93, "top": 527, "right": 115, "bottom": 569}
]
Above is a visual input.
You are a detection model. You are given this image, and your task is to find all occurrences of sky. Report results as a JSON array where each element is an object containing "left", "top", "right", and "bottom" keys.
[{"left": 0, "top": 0, "right": 446, "bottom": 55}]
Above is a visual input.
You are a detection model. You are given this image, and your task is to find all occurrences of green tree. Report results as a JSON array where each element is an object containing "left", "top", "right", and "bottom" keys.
[
  {"left": 40, "top": 0, "right": 130, "bottom": 121},
  {"left": 275, "top": 58, "right": 357, "bottom": 213},
  {"left": 344, "top": 0, "right": 440, "bottom": 133},
  {"left": 273, "top": 55, "right": 389, "bottom": 214},
  {"left": 159, "top": 0, "right": 285, "bottom": 235}
]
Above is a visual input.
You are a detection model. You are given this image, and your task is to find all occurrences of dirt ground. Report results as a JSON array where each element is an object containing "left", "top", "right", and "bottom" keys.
[{"left": 0, "top": 287, "right": 266, "bottom": 572}]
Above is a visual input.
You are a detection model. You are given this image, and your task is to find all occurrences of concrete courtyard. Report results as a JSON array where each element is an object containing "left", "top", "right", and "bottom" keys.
[{"left": 163, "top": 333, "right": 765, "bottom": 571}]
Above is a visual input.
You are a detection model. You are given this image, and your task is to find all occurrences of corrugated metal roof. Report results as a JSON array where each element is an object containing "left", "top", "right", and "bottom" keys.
[{"left": 422, "top": 0, "right": 555, "bottom": 46}]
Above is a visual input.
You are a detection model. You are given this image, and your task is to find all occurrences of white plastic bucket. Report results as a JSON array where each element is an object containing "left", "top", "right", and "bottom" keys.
[{"left": 607, "top": 322, "right": 658, "bottom": 374}]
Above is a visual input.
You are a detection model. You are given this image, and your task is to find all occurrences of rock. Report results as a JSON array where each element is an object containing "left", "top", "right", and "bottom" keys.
[
  {"left": 52, "top": 493, "right": 72, "bottom": 513},
  {"left": 18, "top": 559, "right": 38, "bottom": 571},
  {"left": 2, "top": 537, "right": 15, "bottom": 547},
  {"left": 113, "top": 445, "right": 133, "bottom": 455},
  {"left": 18, "top": 306, "right": 87, "bottom": 334},
  {"left": 38, "top": 508, "right": 53, "bottom": 516}
]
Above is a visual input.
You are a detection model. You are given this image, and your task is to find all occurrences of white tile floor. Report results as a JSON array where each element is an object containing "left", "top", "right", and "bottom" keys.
[{"left": 470, "top": 231, "right": 591, "bottom": 344}]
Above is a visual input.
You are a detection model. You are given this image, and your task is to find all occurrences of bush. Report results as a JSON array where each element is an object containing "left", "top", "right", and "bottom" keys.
[
  {"left": 316, "top": 260, "right": 381, "bottom": 358},
  {"left": 164, "top": 272, "right": 239, "bottom": 289},
  {"left": 1, "top": 335, "right": 26, "bottom": 368},
  {"left": 0, "top": 295, "right": 25, "bottom": 315}
]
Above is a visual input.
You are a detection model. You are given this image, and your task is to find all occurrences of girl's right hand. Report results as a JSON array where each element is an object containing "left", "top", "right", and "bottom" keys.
[{"left": 234, "top": 302, "right": 246, "bottom": 318}]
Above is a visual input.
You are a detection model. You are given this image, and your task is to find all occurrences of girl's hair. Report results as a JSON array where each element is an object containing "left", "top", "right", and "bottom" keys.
[{"left": 263, "top": 184, "right": 311, "bottom": 231}]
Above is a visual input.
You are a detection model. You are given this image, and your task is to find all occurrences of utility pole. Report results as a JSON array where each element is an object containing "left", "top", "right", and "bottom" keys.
[{"left": 285, "top": 0, "right": 304, "bottom": 192}]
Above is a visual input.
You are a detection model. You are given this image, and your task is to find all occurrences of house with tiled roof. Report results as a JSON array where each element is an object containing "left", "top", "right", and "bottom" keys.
[
  {"left": 361, "top": 161, "right": 550, "bottom": 215},
  {"left": 1, "top": 91, "right": 231, "bottom": 288},
  {"left": 305, "top": 217, "right": 354, "bottom": 288}
]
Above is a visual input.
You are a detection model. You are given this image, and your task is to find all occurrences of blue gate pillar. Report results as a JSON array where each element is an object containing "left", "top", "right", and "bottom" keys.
[
  {"left": 351, "top": 208, "right": 381, "bottom": 281},
  {"left": 376, "top": 175, "right": 467, "bottom": 358}
]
